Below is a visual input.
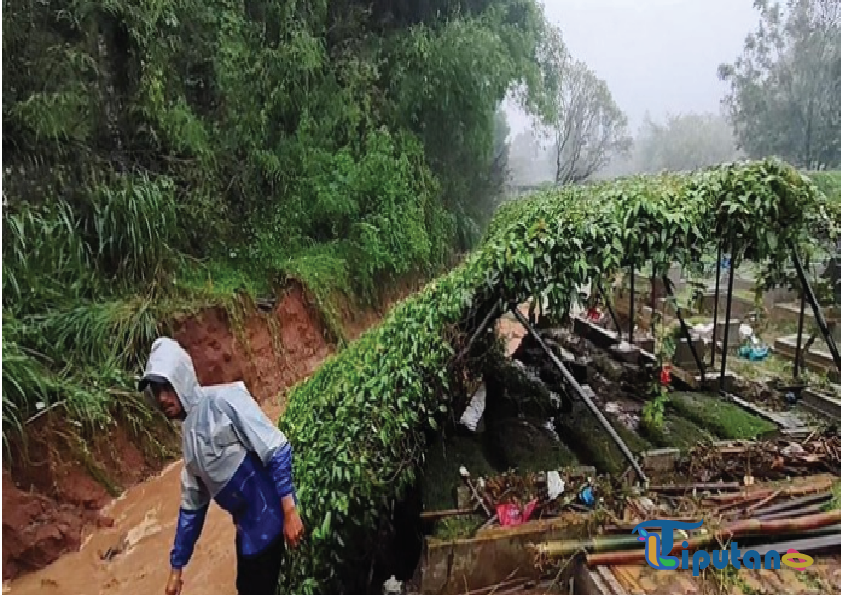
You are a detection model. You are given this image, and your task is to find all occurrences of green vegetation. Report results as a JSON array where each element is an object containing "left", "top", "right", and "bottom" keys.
[
  {"left": 719, "top": 0, "right": 840, "bottom": 170},
  {"left": 432, "top": 514, "right": 487, "bottom": 540},
  {"left": 278, "top": 159, "right": 835, "bottom": 592},
  {"left": 826, "top": 481, "right": 841, "bottom": 512},
  {"left": 640, "top": 413, "right": 716, "bottom": 452},
  {"left": 555, "top": 404, "right": 651, "bottom": 475},
  {"left": 668, "top": 392, "right": 777, "bottom": 440},
  {"left": 641, "top": 388, "right": 669, "bottom": 434},
  {"left": 421, "top": 434, "right": 497, "bottom": 513},
  {"left": 807, "top": 171, "right": 842, "bottom": 203},
  {"left": 2, "top": 0, "right": 560, "bottom": 450},
  {"left": 486, "top": 417, "right": 579, "bottom": 473}
]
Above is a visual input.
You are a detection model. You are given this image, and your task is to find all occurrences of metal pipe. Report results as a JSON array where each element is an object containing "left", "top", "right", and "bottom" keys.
[
  {"left": 794, "top": 287, "right": 807, "bottom": 379},
  {"left": 511, "top": 307, "right": 648, "bottom": 484},
  {"left": 719, "top": 242, "right": 736, "bottom": 394},
  {"left": 711, "top": 242, "right": 722, "bottom": 368},
  {"left": 663, "top": 275, "right": 706, "bottom": 378},
  {"left": 454, "top": 303, "right": 499, "bottom": 364},
  {"left": 789, "top": 242, "right": 841, "bottom": 372},
  {"left": 628, "top": 265, "right": 635, "bottom": 343},
  {"left": 596, "top": 279, "right": 622, "bottom": 341}
]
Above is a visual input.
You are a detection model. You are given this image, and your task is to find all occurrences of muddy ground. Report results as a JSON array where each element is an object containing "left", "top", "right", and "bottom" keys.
[{"left": 2, "top": 280, "right": 418, "bottom": 594}]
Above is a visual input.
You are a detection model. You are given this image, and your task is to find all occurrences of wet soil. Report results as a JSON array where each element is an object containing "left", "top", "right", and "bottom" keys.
[
  {"left": 2, "top": 282, "right": 342, "bottom": 594},
  {"left": 3, "top": 411, "right": 176, "bottom": 583}
]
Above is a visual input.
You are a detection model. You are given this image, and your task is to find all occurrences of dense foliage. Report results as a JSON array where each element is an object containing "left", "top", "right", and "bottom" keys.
[
  {"left": 719, "top": 0, "right": 841, "bottom": 169},
  {"left": 278, "top": 158, "right": 838, "bottom": 593},
  {"left": 1, "top": 0, "right": 556, "bottom": 448}
]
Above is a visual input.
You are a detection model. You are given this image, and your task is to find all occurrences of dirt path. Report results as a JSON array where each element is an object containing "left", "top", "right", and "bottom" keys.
[
  {"left": 2, "top": 386, "right": 294, "bottom": 595},
  {"left": 3, "top": 282, "right": 425, "bottom": 595},
  {"left": 3, "top": 285, "right": 331, "bottom": 595}
]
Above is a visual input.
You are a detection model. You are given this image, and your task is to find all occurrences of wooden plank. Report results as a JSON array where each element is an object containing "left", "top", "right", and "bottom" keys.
[
  {"left": 596, "top": 566, "right": 626, "bottom": 595},
  {"left": 420, "top": 508, "right": 476, "bottom": 520}
]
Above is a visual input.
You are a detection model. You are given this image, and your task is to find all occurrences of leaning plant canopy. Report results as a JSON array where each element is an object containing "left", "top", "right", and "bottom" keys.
[{"left": 277, "top": 158, "right": 837, "bottom": 593}]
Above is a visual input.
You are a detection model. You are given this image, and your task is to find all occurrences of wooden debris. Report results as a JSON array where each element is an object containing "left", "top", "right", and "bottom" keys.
[
  {"left": 678, "top": 436, "right": 841, "bottom": 482},
  {"left": 585, "top": 510, "right": 841, "bottom": 567},
  {"left": 420, "top": 507, "right": 476, "bottom": 520},
  {"left": 648, "top": 482, "right": 740, "bottom": 493}
]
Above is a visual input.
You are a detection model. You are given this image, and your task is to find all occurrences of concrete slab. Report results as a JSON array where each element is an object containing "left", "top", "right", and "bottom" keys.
[
  {"left": 771, "top": 302, "right": 840, "bottom": 325},
  {"left": 714, "top": 319, "right": 742, "bottom": 347},
  {"left": 610, "top": 342, "right": 641, "bottom": 364},
  {"left": 419, "top": 514, "right": 593, "bottom": 593},
  {"left": 724, "top": 393, "right": 802, "bottom": 429},
  {"left": 640, "top": 448, "right": 680, "bottom": 473},
  {"left": 774, "top": 334, "right": 840, "bottom": 382},
  {"left": 801, "top": 387, "right": 841, "bottom": 421},
  {"left": 700, "top": 293, "right": 754, "bottom": 318},
  {"left": 673, "top": 337, "right": 708, "bottom": 370}
]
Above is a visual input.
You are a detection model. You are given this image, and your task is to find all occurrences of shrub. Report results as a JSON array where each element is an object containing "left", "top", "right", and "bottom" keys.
[{"left": 277, "top": 158, "right": 837, "bottom": 593}]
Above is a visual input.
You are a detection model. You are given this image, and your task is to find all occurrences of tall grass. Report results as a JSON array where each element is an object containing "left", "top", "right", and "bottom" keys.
[
  {"left": 35, "top": 295, "right": 162, "bottom": 369},
  {"left": 2, "top": 332, "right": 53, "bottom": 455},
  {"left": 2, "top": 173, "right": 179, "bottom": 449},
  {"left": 82, "top": 174, "right": 178, "bottom": 283}
]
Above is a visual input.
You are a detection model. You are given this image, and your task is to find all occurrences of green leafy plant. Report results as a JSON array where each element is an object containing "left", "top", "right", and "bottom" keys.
[
  {"left": 642, "top": 387, "right": 669, "bottom": 433},
  {"left": 2, "top": 0, "right": 558, "bottom": 457},
  {"left": 277, "top": 158, "right": 835, "bottom": 593}
]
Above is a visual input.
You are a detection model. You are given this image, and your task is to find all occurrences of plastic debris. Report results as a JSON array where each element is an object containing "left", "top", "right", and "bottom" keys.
[
  {"left": 738, "top": 344, "right": 769, "bottom": 361},
  {"left": 496, "top": 499, "right": 539, "bottom": 526},
  {"left": 692, "top": 322, "right": 715, "bottom": 340},
  {"left": 383, "top": 575, "right": 403, "bottom": 595},
  {"left": 660, "top": 364, "right": 671, "bottom": 386},
  {"left": 547, "top": 471, "right": 565, "bottom": 500},
  {"left": 458, "top": 384, "right": 487, "bottom": 432},
  {"left": 578, "top": 485, "right": 595, "bottom": 508}
]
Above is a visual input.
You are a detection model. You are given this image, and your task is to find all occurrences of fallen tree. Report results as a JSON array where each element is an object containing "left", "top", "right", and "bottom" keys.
[{"left": 277, "top": 159, "right": 839, "bottom": 593}]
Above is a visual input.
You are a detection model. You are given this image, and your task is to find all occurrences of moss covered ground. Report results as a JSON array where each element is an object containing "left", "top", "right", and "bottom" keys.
[{"left": 668, "top": 391, "right": 778, "bottom": 439}]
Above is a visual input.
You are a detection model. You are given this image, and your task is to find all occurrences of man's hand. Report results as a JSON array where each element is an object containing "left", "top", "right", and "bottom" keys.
[
  {"left": 165, "top": 569, "right": 183, "bottom": 595},
  {"left": 284, "top": 508, "right": 304, "bottom": 547},
  {"left": 282, "top": 495, "right": 305, "bottom": 548}
]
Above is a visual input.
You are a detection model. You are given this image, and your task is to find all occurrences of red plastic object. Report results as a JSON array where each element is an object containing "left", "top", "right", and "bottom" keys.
[
  {"left": 660, "top": 364, "right": 671, "bottom": 386},
  {"left": 496, "top": 499, "right": 539, "bottom": 527}
]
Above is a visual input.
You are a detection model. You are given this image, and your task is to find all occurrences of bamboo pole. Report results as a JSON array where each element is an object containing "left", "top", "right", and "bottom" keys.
[
  {"left": 584, "top": 510, "right": 841, "bottom": 567},
  {"left": 420, "top": 507, "right": 476, "bottom": 520}
]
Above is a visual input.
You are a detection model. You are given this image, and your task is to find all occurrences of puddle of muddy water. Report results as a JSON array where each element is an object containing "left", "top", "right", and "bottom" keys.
[{"left": 3, "top": 456, "right": 241, "bottom": 596}]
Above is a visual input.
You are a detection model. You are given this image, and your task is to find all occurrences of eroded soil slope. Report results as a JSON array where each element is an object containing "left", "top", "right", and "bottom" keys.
[{"left": 2, "top": 283, "right": 331, "bottom": 587}]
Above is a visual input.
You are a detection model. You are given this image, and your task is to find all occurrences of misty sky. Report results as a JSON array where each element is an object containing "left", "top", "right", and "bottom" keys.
[{"left": 506, "top": 0, "right": 761, "bottom": 134}]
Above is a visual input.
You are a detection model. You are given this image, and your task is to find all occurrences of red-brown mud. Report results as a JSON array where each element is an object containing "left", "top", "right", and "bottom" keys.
[{"left": 3, "top": 282, "right": 332, "bottom": 592}]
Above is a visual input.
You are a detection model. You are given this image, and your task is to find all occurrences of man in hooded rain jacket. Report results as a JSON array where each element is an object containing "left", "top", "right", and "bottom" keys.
[{"left": 139, "top": 337, "right": 304, "bottom": 595}]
